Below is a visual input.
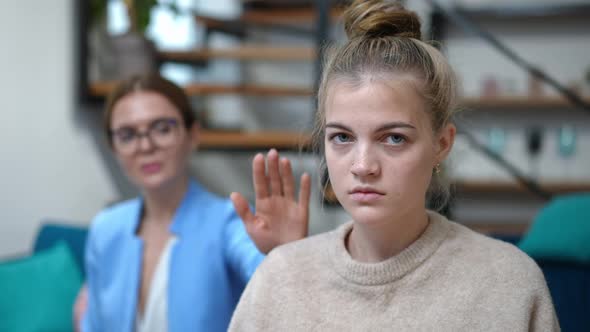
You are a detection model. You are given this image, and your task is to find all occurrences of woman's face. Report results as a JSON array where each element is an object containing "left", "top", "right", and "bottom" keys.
[
  {"left": 324, "top": 79, "right": 454, "bottom": 226},
  {"left": 109, "top": 91, "right": 197, "bottom": 192}
]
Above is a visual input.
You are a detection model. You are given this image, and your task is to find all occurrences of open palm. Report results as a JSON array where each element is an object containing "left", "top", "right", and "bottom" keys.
[{"left": 231, "top": 149, "right": 311, "bottom": 254}]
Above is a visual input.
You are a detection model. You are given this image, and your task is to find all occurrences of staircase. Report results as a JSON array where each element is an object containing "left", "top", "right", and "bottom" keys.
[{"left": 87, "top": 1, "right": 343, "bottom": 151}]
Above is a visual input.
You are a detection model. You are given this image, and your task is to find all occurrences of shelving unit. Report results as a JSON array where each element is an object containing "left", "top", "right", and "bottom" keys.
[
  {"left": 79, "top": 2, "right": 334, "bottom": 152},
  {"left": 78, "top": 2, "right": 590, "bottom": 201},
  {"left": 431, "top": 2, "right": 590, "bottom": 40},
  {"left": 430, "top": 2, "right": 590, "bottom": 233}
]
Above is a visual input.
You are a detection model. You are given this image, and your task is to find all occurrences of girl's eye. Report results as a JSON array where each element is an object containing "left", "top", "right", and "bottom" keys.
[
  {"left": 385, "top": 134, "right": 405, "bottom": 144},
  {"left": 331, "top": 133, "right": 353, "bottom": 143}
]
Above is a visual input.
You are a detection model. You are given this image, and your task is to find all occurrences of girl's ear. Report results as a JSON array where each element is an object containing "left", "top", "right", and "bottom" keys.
[{"left": 435, "top": 123, "right": 456, "bottom": 163}]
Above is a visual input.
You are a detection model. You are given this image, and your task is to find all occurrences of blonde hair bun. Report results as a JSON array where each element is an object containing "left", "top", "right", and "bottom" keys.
[{"left": 343, "top": 0, "right": 422, "bottom": 40}]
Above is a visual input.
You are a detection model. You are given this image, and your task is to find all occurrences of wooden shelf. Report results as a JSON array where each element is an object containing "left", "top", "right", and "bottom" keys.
[
  {"left": 454, "top": 180, "right": 590, "bottom": 195},
  {"left": 463, "top": 222, "right": 529, "bottom": 236},
  {"left": 198, "top": 130, "right": 312, "bottom": 150},
  {"left": 158, "top": 46, "right": 316, "bottom": 63},
  {"left": 454, "top": 3, "right": 590, "bottom": 20},
  {"left": 194, "top": 14, "right": 315, "bottom": 37},
  {"left": 460, "top": 96, "right": 590, "bottom": 110},
  {"left": 89, "top": 81, "right": 313, "bottom": 98},
  {"left": 241, "top": 7, "right": 344, "bottom": 25}
]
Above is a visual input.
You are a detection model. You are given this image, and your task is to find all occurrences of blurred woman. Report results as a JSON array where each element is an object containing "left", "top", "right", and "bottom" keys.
[{"left": 82, "top": 74, "right": 310, "bottom": 331}]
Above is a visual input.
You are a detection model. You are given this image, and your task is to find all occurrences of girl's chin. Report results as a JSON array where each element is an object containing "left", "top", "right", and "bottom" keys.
[{"left": 349, "top": 210, "right": 393, "bottom": 227}]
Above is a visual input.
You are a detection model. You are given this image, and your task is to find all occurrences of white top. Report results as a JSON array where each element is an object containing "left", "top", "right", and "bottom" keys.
[{"left": 136, "top": 237, "right": 177, "bottom": 332}]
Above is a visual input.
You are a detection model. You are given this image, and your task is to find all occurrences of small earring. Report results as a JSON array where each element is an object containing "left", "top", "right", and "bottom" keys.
[{"left": 434, "top": 163, "right": 441, "bottom": 174}]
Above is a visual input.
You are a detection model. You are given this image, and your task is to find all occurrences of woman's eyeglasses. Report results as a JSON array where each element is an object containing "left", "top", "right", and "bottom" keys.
[{"left": 110, "top": 118, "right": 182, "bottom": 155}]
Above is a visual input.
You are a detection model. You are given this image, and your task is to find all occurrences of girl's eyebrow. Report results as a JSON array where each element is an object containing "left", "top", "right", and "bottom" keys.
[
  {"left": 376, "top": 122, "right": 416, "bottom": 131},
  {"left": 326, "top": 122, "right": 416, "bottom": 132},
  {"left": 326, "top": 123, "right": 352, "bottom": 131}
]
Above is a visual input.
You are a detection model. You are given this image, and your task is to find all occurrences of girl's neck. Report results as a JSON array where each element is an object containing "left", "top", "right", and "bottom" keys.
[
  {"left": 141, "top": 175, "right": 189, "bottom": 225},
  {"left": 346, "top": 208, "right": 429, "bottom": 263}
]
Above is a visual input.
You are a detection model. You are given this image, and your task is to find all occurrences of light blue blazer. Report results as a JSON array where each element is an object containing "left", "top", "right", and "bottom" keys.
[{"left": 82, "top": 180, "right": 264, "bottom": 331}]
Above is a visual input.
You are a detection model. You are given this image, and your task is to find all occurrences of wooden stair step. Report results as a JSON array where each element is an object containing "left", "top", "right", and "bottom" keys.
[
  {"left": 198, "top": 130, "right": 312, "bottom": 150},
  {"left": 158, "top": 46, "right": 316, "bottom": 62},
  {"left": 194, "top": 14, "right": 314, "bottom": 37},
  {"left": 463, "top": 222, "right": 529, "bottom": 236},
  {"left": 89, "top": 81, "right": 313, "bottom": 98},
  {"left": 461, "top": 96, "right": 590, "bottom": 109},
  {"left": 241, "top": 7, "right": 344, "bottom": 25}
]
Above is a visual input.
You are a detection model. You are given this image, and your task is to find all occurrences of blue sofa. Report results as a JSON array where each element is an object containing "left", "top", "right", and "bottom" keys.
[
  {"left": 33, "top": 222, "right": 88, "bottom": 278},
  {"left": 0, "top": 222, "right": 87, "bottom": 332}
]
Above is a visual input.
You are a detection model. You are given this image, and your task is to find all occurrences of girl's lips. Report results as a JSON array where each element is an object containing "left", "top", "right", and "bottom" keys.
[
  {"left": 349, "top": 187, "right": 385, "bottom": 203},
  {"left": 350, "top": 192, "right": 384, "bottom": 203},
  {"left": 141, "top": 162, "right": 162, "bottom": 174}
]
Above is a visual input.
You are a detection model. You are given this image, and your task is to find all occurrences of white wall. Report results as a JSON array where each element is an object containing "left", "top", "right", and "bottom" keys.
[{"left": 0, "top": 0, "right": 118, "bottom": 257}]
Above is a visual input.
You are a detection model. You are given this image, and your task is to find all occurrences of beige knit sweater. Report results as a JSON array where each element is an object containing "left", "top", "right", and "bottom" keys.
[{"left": 229, "top": 211, "right": 559, "bottom": 331}]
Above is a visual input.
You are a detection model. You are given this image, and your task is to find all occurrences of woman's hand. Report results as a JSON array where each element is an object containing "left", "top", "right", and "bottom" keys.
[{"left": 231, "top": 149, "right": 311, "bottom": 254}]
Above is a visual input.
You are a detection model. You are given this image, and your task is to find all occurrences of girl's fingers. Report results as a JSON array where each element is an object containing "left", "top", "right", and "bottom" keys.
[
  {"left": 252, "top": 153, "right": 269, "bottom": 200},
  {"left": 267, "top": 149, "right": 282, "bottom": 196},
  {"left": 230, "top": 192, "right": 255, "bottom": 226},
  {"left": 281, "top": 157, "right": 295, "bottom": 200}
]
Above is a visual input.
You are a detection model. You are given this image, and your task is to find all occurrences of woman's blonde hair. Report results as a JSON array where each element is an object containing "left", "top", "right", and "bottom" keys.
[{"left": 314, "top": 0, "right": 459, "bottom": 210}]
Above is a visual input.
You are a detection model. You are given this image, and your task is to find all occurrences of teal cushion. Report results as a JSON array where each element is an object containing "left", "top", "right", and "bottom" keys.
[
  {"left": 33, "top": 222, "right": 88, "bottom": 277},
  {"left": 0, "top": 241, "right": 83, "bottom": 332},
  {"left": 519, "top": 193, "right": 590, "bottom": 263}
]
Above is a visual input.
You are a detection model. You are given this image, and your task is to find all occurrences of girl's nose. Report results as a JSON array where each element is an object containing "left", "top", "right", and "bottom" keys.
[{"left": 350, "top": 144, "right": 380, "bottom": 177}]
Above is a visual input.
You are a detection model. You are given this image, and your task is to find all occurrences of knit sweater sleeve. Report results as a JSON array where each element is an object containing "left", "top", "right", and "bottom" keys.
[
  {"left": 527, "top": 265, "right": 560, "bottom": 331},
  {"left": 228, "top": 248, "right": 287, "bottom": 331},
  {"left": 530, "top": 287, "right": 560, "bottom": 331},
  {"left": 495, "top": 242, "right": 561, "bottom": 332}
]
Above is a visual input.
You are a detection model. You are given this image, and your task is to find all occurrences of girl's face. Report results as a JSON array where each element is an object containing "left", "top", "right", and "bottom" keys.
[
  {"left": 109, "top": 91, "right": 197, "bottom": 192},
  {"left": 324, "top": 79, "right": 454, "bottom": 226}
]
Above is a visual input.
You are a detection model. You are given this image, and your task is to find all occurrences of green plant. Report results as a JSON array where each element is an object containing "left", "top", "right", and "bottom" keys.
[
  {"left": 90, "top": 0, "right": 107, "bottom": 26},
  {"left": 125, "top": 0, "right": 158, "bottom": 33}
]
